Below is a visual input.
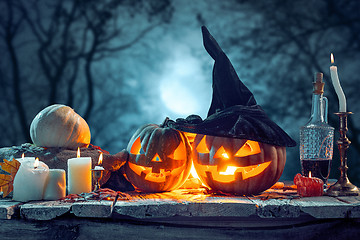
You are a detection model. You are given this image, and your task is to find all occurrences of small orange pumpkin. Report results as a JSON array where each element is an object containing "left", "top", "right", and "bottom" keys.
[
  {"left": 192, "top": 134, "right": 286, "bottom": 195},
  {"left": 125, "top": 119, "right": 192, "bottom": 192}
]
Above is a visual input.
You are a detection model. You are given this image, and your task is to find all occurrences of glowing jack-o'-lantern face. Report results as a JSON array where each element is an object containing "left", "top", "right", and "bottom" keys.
[
  {"left": 192, "top": 134, "right": 286, "bottom": 195},
  {"left": 125, "top": 123, "right": 192, "bottom": 192}
]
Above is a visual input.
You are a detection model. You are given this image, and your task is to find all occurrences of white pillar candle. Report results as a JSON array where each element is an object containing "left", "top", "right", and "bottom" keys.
[
  {"left": 67, "top": 157, "right": 92, "bottom": 194},
  {"left": 330, "top": 53, "right": 347, "bottom": 112},
  {"left": 12, "top": 159, "right": 49, "bottom": 202},
  {"left": 43, "top": 169, "right": 66, "bottom": 200}
]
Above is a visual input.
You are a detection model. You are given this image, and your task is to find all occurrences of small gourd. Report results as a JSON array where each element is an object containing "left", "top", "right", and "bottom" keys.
[{"left": 30, "top": 104, "right": 91, "bottom": 149}]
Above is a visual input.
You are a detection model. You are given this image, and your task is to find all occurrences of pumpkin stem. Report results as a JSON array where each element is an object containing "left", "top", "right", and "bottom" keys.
[{"left": 160, "top": 117, "right": 170, "bottom": 128}]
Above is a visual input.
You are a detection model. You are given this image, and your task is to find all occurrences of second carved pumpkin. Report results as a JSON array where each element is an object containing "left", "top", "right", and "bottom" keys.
[
  {"left": 192, "top": 134, "right": 286, "bottom": 195},
  {"left": 125, "top": 120, "right": 192, "bottom": 192}
]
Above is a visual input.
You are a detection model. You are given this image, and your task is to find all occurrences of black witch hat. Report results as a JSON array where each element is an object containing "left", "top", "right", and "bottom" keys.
[{"left": 167, "top": 26, "right": 296, "bottom": 147}]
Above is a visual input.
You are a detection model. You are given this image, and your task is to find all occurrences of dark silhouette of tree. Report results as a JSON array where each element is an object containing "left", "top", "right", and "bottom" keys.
[
  {"left": 0, "top": 0, "right": 173, "bottom": 147},
  {"left": 0, "top": 0, "right": 29, "bottom": 142}
]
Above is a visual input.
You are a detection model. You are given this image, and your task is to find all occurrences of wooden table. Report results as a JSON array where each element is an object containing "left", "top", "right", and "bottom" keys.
[{"left": 1, "top": 183, "right": 360, "bottom": 239}]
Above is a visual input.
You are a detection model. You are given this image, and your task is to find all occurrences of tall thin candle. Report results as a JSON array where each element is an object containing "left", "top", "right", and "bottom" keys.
[{"left": 330, "top": 53, "right": 347, "bottom": 112}]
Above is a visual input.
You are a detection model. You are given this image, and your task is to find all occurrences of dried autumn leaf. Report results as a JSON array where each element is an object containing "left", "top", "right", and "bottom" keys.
[{"left": 0, "top": 158, "right": 21, "bottom": 198}]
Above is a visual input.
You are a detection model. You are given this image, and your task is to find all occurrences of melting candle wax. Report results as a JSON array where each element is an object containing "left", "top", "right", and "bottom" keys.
[
  {"left": 294, "top": 173, "right": 323, "bottom": 197},
  {"left": 13, "top": 158, "right": 49, "bottom": 202}
]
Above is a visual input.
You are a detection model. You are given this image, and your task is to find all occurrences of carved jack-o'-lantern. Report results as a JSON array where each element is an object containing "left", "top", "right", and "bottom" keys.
[
  {"left": 125, "top": 120, "right": 192, "bottom": 192},
  {"left": 192, "top": 134, "right": 286, "bottom": 195}
]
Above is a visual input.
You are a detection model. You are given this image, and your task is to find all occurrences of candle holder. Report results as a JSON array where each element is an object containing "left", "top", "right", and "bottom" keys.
[
  {"left": 91, "top": 168, "right": 104, "bottom": 192},
  {"left": 326, "top": 112, "right": 360, "bottom": 196}
]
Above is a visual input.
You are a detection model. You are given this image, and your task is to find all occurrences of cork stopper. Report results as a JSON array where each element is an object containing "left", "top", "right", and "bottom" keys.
[{"left": 313, "top": 72, "right": 324, "bottom": 94}]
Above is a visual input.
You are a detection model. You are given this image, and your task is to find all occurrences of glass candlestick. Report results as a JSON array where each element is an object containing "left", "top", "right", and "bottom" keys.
[
  {"left": 326, "top": 112, "right": 360, "bottom": 196},
  {"left": 91, "top": 167, "right": 104, "bottom": 191}
]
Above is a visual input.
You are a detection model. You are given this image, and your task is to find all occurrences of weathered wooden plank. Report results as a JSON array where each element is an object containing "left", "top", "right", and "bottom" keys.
[
  {"left": 72, "top": 200, "right": 114, "bottom": 218},
  {"left": 114, "top": 189, "right": 256, "bottom": 219},
  {"left": 20, "top": 201, "right": 72, "bottom": 220},
  {"left": 0, "top": 217, "right": 359, "bottom": 240},
  {"left": 291, "top": 196, "right": 353, "bottom": 218},
  {"left": 335, "top": 196, "right": 360, "bottom": 218},
  {"left": 336, "top": 195, "right": 360, "bottom": 204},
  {"left": 250, "top": 198, "right": 301, "bottom": 218},
  {"left": 114, "top": 200, "right": 256, "bottom": 219},
  {"left": 0, "top": 200, "right": 21, "bottom": 219}
]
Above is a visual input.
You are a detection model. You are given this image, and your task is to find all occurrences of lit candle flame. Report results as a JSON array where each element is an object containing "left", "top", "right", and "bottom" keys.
[
  {"left": 331, "top": 53, "right": 334, "bottom": 64},
  {"left": 98, "top": 152, "right": 103, "bottom": 165},
  {"left": 309, "top": 171, "right": 312, "bottom": 178},
  {"left": 222, "top": 152, "right": 230, "bottom": 159},
  {"left": 34, "top": 158, "right": 39, "bottom": 169},
  {"left": 22, "top": 153, "right": 25, "bottom": 159},
  {"left": 77, "top": 147, "right": 80, "bottom": 158}
]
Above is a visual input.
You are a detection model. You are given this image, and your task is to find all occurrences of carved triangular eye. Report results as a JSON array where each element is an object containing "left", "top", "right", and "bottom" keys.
[
  {"left": 234, "top": 140, "right": 261, "bottom": 157},
  {"left": 130, "top": 137, "right": 145, "bottom": 155},
  {"left": 214, "top": 146, "right": 230, "bottom": 159},
  {"left": 168, "top": 143, "right": 186, "bottom": 160},
  {"left": 151, "top": 153, "right": 162, "bottom": 162},
  {"left": 196, "top": 136, "right": 210, "bottom": 153}
]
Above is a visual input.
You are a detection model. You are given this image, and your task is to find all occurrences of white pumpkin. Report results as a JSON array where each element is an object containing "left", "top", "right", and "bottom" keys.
[{"left": 30, "top": 104, "right": 91, "bottom": 149}]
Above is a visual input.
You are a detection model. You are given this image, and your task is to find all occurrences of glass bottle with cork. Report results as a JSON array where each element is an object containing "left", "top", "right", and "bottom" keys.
[{"left": 300, "top": 72, "right": 334, "bottom": 184}]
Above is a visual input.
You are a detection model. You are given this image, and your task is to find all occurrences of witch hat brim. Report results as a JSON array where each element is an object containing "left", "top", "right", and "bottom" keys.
[{"left": 167, "top": 26, "right": 296, "bottom": 147}]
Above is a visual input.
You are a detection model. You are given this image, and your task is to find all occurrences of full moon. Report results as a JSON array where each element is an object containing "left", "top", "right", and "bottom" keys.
[{"left": 159, "top": 47, "right": 210, "bottom": 118}]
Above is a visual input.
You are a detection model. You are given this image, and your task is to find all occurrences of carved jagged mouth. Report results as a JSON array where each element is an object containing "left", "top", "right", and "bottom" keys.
[
  {"left": 128, "top": 162, "right": 184, "bottom": 183},
  {"left": 198, "top": 161, "right": 271, "bottom": 183}
]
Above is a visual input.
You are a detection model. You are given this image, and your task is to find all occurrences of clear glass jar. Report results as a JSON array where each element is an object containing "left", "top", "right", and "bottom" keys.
[{"left": 300, "top": 73, "right": 334, "bottom": 184}]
